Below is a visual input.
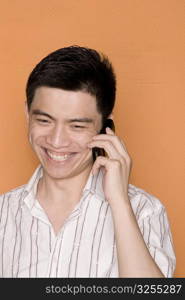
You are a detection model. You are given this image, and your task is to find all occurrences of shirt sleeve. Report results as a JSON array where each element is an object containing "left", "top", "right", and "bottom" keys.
[
  {"left": 136, "top": 194, "right": 176, "bottom": 277},
  {"left": 108, "top": 190, "right": 176, "bottom": 278}
]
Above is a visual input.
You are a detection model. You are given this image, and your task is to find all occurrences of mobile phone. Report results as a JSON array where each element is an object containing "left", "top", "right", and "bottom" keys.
[{"left": 92, "top": 119, "right": 115, "bottom": 162}]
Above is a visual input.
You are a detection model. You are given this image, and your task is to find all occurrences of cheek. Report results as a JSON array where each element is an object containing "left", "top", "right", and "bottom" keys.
[
  {"left": 28, "top": 134, "right": 32, "bottom": 145},
  {"left": 28, "top": 126, "right": 44, "bottom": 145},
  {"left": 28, "top": 122, "right": 47, "bottom": 137},
  {"left": 73, "top": 132, "right": 95, "bottom": 148},
  {"left": 27, "top": 126, "right": 33, "bottom": 145}
]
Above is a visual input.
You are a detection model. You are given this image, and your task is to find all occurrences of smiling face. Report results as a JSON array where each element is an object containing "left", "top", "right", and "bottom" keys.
[{"left": 27, "top": 87, "right": 102, "bottom": 181}]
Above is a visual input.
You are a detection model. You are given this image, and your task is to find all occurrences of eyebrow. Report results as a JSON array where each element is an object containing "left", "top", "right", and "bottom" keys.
[
  {"left": 32, "top": 109, "right": 55, "bottom": 120},
  {"left": 31, "top": 109, "right": 94, "bottom": 123}
]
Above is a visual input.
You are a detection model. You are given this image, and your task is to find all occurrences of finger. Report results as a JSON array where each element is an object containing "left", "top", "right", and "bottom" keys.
[
  {"left": 89, "top": 138, "right": 130, "bottom": 162},
  {"left": 88, "top": 140, "right": 121, "bottom": 160},
  {"left": 105, "top": 127, "right": 114, "bottom": 135},
  {"left": 105, "top": 127, "right": 129, "bottom": 154},
  {"left": 89, "top": 139, "right": 132, "bottom": 170},
  {"left": 92, "top": 132, "right": 128, "bottom": 154},
  {"left": 92, "top": 155, "right": 110, "bottom": 175}
]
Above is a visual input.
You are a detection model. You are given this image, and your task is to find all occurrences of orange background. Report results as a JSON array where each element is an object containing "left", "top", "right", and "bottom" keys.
[{"left": 0, "top": 0, "right": 184, "bottom": 277}]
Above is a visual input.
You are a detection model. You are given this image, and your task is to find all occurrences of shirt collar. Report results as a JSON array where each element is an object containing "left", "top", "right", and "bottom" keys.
[
  {"left": 22, "top": 165, "right": 43, "bottom": 209},
  {"left": 22, "top": 165, "right": 106, "bottom": 209},
  {"left": 83, "top": 167, "right": 106, "bottom": 201}
]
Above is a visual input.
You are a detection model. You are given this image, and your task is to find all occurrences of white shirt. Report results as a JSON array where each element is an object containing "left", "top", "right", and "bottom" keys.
[{"left": 0, "top": 165, "right": 176, "bottom": 278}]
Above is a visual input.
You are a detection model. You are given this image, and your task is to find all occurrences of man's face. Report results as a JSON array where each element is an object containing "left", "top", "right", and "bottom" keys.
[{"left": 27, "top": 87, "right": 102, "bottom": 180}]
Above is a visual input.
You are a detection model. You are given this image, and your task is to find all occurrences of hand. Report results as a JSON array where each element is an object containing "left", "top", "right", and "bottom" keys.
[{"left": 87, "top": 127, "right": 132, "bottom": 207}]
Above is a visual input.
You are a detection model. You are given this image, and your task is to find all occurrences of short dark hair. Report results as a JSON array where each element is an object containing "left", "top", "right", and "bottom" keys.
[{"left": 26, "top": 45, "right": 116, "bottom": 124}]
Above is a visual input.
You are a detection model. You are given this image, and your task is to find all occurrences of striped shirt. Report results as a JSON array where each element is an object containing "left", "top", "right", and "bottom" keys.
[{"left": 0, "top": 165, "right": 176, "bottom": 278}]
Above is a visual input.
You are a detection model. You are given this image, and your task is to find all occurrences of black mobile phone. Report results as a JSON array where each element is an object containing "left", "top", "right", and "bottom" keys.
[{"left": 92, "top": 119, "right": 115, "bottom": 162}]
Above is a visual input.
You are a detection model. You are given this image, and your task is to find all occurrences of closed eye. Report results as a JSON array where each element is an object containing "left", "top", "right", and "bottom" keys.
[
  {"left": 71, "top": 124, "right": 87, "bottom": 129},
  {"left": 36, "top": 118, "right": 50, "bottom": 123}
]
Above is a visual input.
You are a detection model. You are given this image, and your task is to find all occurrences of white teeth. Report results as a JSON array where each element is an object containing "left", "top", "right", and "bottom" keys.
[{"left": 47, "top": 151, "right": 72, "bottom": 161}]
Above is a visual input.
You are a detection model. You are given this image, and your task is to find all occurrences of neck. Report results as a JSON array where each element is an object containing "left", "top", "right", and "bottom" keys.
[{"left": 37, "top": 164, "right": 92, "bottom": 207}]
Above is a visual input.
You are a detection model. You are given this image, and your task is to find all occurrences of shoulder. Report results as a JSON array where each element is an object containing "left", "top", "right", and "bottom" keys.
[
  {"left": 128, "top": 183, "right": 165, "bottom": 219},
  {"left": 0, "top": 185, "right": 26, "bottom": 208},
  {"left": 0, "top": 166, "right": 42, "bottom": 213}
]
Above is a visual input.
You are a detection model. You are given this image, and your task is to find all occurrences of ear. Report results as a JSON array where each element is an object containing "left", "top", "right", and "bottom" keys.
[
  {"left": 107, "top": 113, "right": 114, "bottom": 120},
  {"left": 24, "top": 101, "right": 29, "bottom": 122}
]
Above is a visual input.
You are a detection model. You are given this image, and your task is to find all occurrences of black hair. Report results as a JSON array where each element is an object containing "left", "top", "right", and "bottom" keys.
[{"left": 26, "top": 45, "right": 116, "bottom": 124}]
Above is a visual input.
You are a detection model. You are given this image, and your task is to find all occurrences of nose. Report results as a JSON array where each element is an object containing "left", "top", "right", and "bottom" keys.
[{"left": 46, "top": 125, "right": 70, "bottom": 148}]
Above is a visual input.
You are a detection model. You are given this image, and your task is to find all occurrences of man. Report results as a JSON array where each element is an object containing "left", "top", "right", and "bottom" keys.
[{"left": 0, "top": 46, "right": 176, "bottom": 278}]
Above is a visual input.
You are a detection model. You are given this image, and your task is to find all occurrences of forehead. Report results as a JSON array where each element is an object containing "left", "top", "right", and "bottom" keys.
[{"left": 31, "top": 87, "right": 101, "bottom": 119}]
